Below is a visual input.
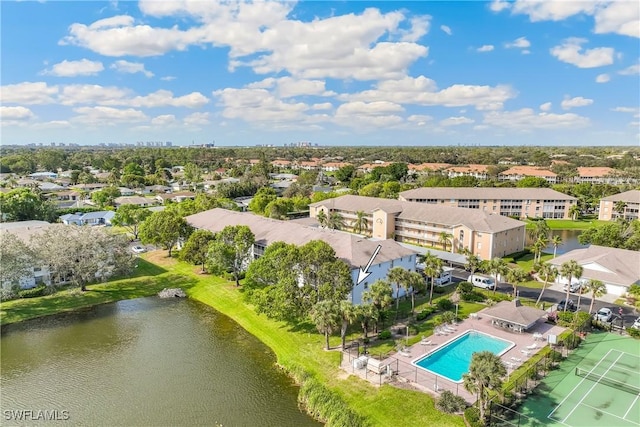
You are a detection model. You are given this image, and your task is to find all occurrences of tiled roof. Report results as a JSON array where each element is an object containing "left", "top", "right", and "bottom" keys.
[
  {"left": 399, "top": 187, "right": 576, "bottom": 201},
  {"left": 500, "top": 166, "right": 557, "bottom": 177},
  {"left": 186, "top": 208, "right": 416, "bottom": 268},
  {"left": 600, "top": 190, "right": 640, "bottom": 204},
  {"left": 446, "top": 164, "right": 490, "bottom": 173}
]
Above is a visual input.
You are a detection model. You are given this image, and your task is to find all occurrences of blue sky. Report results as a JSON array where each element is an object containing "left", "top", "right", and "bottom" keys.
[{"left": 1, "top": 0, "right": 638, "bottom": 147}]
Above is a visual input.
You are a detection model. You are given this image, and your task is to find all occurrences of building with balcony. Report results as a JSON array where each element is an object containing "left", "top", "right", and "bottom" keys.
[
  {"left": 444, "top": 164, "right": 490, "bottom": 180},
  {"left": 498, "top": 166, "right": 558, "bottom": 184},
  {"left": 399, "top": 187, "right": 577, "bottom": 219},
  {"left": 598, "top": 190, "right": 640, "bottom": 221},
  {"left": 309, "top": 195, "right": 526, "bottom": 260}
]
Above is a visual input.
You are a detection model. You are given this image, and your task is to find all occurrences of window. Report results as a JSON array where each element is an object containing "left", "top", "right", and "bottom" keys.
[
  {"left": 459, "top": 230, "right": 464, "bottom": 242},
  {"left": 477, "top": 242, "right": 482, "bottom": 249}
]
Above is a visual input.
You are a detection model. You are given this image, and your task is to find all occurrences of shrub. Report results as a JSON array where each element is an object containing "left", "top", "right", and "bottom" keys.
[
  {"left": 435, "top": 390, "right": 467, "bottom": 413},
  {"left": 457, "top": 281, "right": 473, "bottom": 294},
  {"left": 432, "top": 286, "right": 446, "bottom": 294},
  {"left": 461, "top": 291, "right": 485, "bottom": 302},
  {"left": 627, "top": 328, "right": 640, "bottom": 339},
  {"left": 437, "top": 299, "right": 454, "bottom": 311},
  {"left": 416, "top": 307, "right": 435, "bottom": 321},
  {"left": 18, "top": 285, "right": 46, "bottom": 298},
  {"left": 378, "top": 330, "right": 392, "bottom": 340},
  {"left": 298, "top": 376, "right": 371, "bottom": 427},
  {"left": 0, "top": 288, "right": 17, "bottom": 302},
  {"left": 464, "top": 407, "right": 483, "bottom": 427}
]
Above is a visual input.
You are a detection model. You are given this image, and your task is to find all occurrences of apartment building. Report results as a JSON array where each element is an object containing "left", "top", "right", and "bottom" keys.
[
  {"left": 322, "top": 162, "right": 352, "bottom": 172},
  {"left": 445, "top": 164, "right": 490, "bottom": 180},
  {"left": 598, "top": 190, "right": 640, "bottom": 221},
  {"left": 407, "top": 163, "right": 452, "bottom": 175},
  {"left": 574, "top": 167, "right": 635, "bottom": 185},
  {"left": 186, "top": 208, "right": 417, "bottom": 305},
  {"left": 498, "top": 166, "right": 558, "bottom": 184},
  {"left": 309, "top": 195, "right": 526, "bottom": 260},
  {"left": 399, "top": 188, "right": 577, "bottom": 219}
]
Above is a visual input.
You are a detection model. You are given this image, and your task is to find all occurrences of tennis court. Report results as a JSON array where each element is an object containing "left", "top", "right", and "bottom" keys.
[{"left": 515, "top": 332, "right": 640, "bottom": 427}]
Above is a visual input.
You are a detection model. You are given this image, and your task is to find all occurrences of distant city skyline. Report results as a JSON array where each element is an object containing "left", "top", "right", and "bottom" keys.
[{"left": 1, "top": 1, "right": 638, "bottom": 146}]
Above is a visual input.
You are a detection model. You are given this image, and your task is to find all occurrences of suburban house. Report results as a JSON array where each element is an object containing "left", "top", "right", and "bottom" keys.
[
  {"left": 549, "top": 245, "right": 640, "bottom": 297},
  {"left": 271, "top": 159, "right": 293, "bottom": 169},
  {"left": 117, "top": 187, "right": 136, "bottom": 196},
  {"left": 59, "top": 211, "right": 115, "bottom": 226},
  {"left": 598, "top": 190, "right": 640, "bottom": 221},
  {"left": 407, "top": 163, "right": 451, "bottom": 175},
  {"left": 141, "top": 185, "right": 172, "bottom": 194},
  {"left": 357, "top": 162, "right": 392, "bottom": 173},
  {"left": 498, "top": 166, "right": 558, "bottom": 185},
  {"left": 399, "top": 188, "right": 577, "bottom": 219},
  {"left": 155, "top": 191, "right": 196, "bottom": 204},
  {"left": 322, "top": 162, "right": 351, "bottom": 172},
  {"left": 0, "top": 220, "right": 54, "bottom": 289},
  {"left": 309, "top": 195, "right": 526, "bottom": 260},
  {"left": 185, "top": 208, "right": 418, "bottom": 305},
  {"left": 445, "top": 164, "right": 489, "bottom": 180},
  {"left": 114, "top": 196, "right": 156, "bottom": 208},
  {"left": 39, "top": 182, "right": 66, "bottom": 192},
  {"left": 29, "top": 171, "right": 58, "bottom": 180}
]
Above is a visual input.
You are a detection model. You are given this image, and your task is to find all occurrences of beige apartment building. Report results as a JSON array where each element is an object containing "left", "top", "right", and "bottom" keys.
[
  {"left": 598, "top": 190, "right": 640, "bottom": 221},
  {"left": 399, "top": 187, "right": 577, "bottom": 219},
  {"left": 309, "top": 195, "right": 526, "bottom": 260}
]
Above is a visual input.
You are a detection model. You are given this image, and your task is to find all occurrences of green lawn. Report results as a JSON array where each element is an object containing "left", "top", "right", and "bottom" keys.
[
  {"left": 504, "top": 252, "right": 554, "bottom": 273},
  {"left": 0, "top": 252, "right": 466, "bottom": 427},
  {"left": 524, "top": 219, "right": 606, "bottom": 230}
]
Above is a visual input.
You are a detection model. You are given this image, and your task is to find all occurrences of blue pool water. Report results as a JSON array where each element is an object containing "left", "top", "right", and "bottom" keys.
[{"left": 414, "top": 331, "right": 514, "bottom": 382}]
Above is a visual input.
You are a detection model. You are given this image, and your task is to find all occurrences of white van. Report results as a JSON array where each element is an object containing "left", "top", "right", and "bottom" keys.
[
  {"left": 434, "top": 267, "right": 454, "bottom": 286},
  {"left": 468, "top": 274, "right": 496, "bottom": 290}
]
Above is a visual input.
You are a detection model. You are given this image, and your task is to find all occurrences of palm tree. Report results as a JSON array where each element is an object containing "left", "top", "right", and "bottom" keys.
[
  {"left": 310, "top": 300, "right": 340, "bottom": 350},
  {"left": 551, "top": 235, "right": 563, "bottom": 259},
  {"left": 424, "top": 253, "right": 444, "bottom": 305},
  {"left": 406, "top": 270, "right": 425, "bottom": 316},
  {"left": 527, "top": 219, "right": 550, "bottom": 242},
  {"left": 327, "top": 212, "right": 345, "bottom": 230},
  {"left": 586, "top": 279, "right": 606, "bottom": 314},
  {"left": 316, "top": 210, "right": 327, "bottom": 228},
  {"left": 387, "top": 267, "right": 409, "bottom": 320},
  {"left": 568, "top": 204, "right": 580, "bottom": 221},
  {"left": 506, "top": 267, "right": 529, "bottom": 298},
  {"left": 462, "top": 351, "right": 506, "bottom": 422},
  {"left": 357, "top": 303, "right": 378, "bottom": 339},
  {"left": 560, "top": 260, "right": 584, "bottom": 312},
  {"left": 465, "top": 254, "right": 482, "bottom": 278},
  {"left": 339, "top": 300, "right": 359, "bottom": 350},
  {"left": 352, "top": 210, "right": 368, "bottom": 235},
  {"left": 614, "top": 201, "right": 628, "bottom": 220},
  {"left": 487, "top": 257, "right": 508, "bottom": 294},
  {"left": 362, "top": 281, "right": 392, "bottom": 333},
  {"left": 533, "top": 235, "right": 549, "bottom": 263},
  {"left": 438, "top": 232, "right": 453, "bottom": 251},
  {"left": 535, "top": 262, "right": 558, "bottom": 305}
]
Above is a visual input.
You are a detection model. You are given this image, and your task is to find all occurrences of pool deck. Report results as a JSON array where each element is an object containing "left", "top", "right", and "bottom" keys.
[{"left": 342, "top": 308, "right": 567, "bottom": 403}]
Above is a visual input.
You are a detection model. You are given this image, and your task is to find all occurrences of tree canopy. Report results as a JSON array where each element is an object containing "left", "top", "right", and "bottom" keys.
[
  {"left": 0, "top": 188, "right": 58, "bottom": 223},
  {"left": 139, "top": 210, "right": 192, "bottom": 257}
]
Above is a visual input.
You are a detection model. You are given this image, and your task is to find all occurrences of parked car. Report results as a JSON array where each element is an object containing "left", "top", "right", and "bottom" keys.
[
  {"left": 131, "top": 246, "right": 146, "bottom": 254},
  {"left": 564, "top": 281, "right": 582, "bottom": 293},
  {"left": 557, "top": 300, "right": 576, "bottom": 312},
  {"left": 434, "top": 268, "right": 454, "bottom": 286},
  {"left": 631, "top": 317, "right": 640, "bottom": 330},
  {"left": 594, "top": 307, "right": 613, "bottom": 323},
  {"left": 467, "top": 274, "right": 496, "bottom": 290}
]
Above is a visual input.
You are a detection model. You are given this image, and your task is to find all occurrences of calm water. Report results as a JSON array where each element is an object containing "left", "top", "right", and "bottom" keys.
[
  {"left": 414, "top": 331, "right": 514, "bottom": 382},
  {"left": 526, "top": 229, "right": 589, "bottom": 255},
  {"left": 0, "top": 298, "right": 321, "bottom": 427}
]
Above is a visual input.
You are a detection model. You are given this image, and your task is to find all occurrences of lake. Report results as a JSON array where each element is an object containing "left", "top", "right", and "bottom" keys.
[
  {"left": 0, "top": 298, "right": 321, "bottom": 427},
  {"left": 526, "top": 229, "right": 589, "bottom": 255}
]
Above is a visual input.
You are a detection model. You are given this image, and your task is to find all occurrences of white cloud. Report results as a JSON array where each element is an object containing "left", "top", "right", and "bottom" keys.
[
  {"left": 251, "top": 77, "right": 336, "bottom": 98},
  {"left": 618, "top": 64, "right": 640, "bottom": 75},
  {"left": 596, "top": 73, "right": 611, "bottom": 83},
  {"left": 539, "top": 102, "right": 552, "bottom": 111},
  {"left": 505, "top": 36, "right": 531, "bottom": 49},
  {"left": 43, "top": 59, "right": 104, "bottom": 77},
  {"left": 399, "top": 16, "right": 431, "bottom": 42},
  {"left": 33, "top": 121, "right": 71, "bottom": 129},
  {"left": 510, "top": 1, "right": 597, "bottom": 21},
  {"left": 612, "top": 106, "right": 640, "bottom": 114},
  {"left": 0, "top": 82, "right": 58, "bottom": 104},
  {"left": 550, "top": 38, "right": 615, "bottom": 68},
  {"left": 151, "top": 114, "right": 177, "bottom": 126},
  {"left": 110, "top": 60, "right": 154, "bottom": 77},
  {"left": 126, "top": 90, "right": 209, "bottom": 108},
  {"left": 440, "top": 25, "right": 452, "bottom": 35},
  {"left": 407, "top": 114, "right": 433, "bottom": 126},
  {"left": 489, "top": 0, "right": 511, "bottom": 13},
  {"left": 160, "top": 76, "right": 176, "bottom": 81},
  {"left": 477, "top": 45, "right": 495, "bottom": 52},
  {"left": 184, "top": 112, "right": 210, "bottom": 126},
  {"left": 0, "top": 106, "right": 35, "bottom": 121},
  {"left": 561, "top": 96, "right": 594, "bottom": 110},
  {"left": 483, "top": 108, "right": 590, "bottom": 129},
  {"left": 440, "top": 116, "right": 474, "bottom": 126},
  {"left": 57, "top": 84, "right": 208, "bottom": 108},
  {"left": 71, "top": 106, "right": 148, "bottom": 126},
  {"left": 592, "top": 1, "right": 640, "bottom": 38},
  {"left": 334, "top": 102, "right": 404, "bottom": 129}
]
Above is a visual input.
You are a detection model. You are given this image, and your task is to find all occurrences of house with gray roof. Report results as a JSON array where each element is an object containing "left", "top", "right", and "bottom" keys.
[
  {"left": 482, "top": 299, "right": 547, "bottom": 332},
  {"left": 399, "top": 187, "right": 577, "bottom": 219},
  {"left": 59, "top": 211, "right": 115, "bottom": 226},
  {"left": 0, "top": 221, "right": 54, "bottom": 289},
  {"left": 549, "top": 245, "right": 640, "bottom": 296},
  {"left": 186, "top": 208, "right": 418, "bottom": 305},
  {"left": 309, "top": 195, "right": 526, "bottom": 260}
]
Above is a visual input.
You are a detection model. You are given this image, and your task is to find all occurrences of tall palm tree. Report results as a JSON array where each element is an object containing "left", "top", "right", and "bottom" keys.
[
  {"left": 362, "top": 280, "right": 392, "bottom": 333},
  {"left": 506, "top": 267, "right": 529, "bottom": 298},
  {"left": 586, "top": 279, "right": 606, "bottom": 314},
  {"left": 327, "top": 212, "right": 344, "bottom": 230},
  {"left": 568, "top": 204, "right": 580, "bottom": 221},
  {"left": 487, "top": 257, "right": 508, "bottom": 294},
  {"left": 462, "top": 351, "right": 506, "bottom": 422},
  {"left": 310, "top": 300, "right": 340, "bottom": 350},
  {"left": 339, "top": 300, "right": 359, "bottom": 350},
  {"left": 528, "top": 219, "right": 550, "bottom": 242},
  {"left": 356, "top": 303, "right": 378, "bottom": 339},
  {"left": 352, "top": 210, "right": 368, "bottom": 235},
  {"left": 465, "top": 254, "right": 482, "bottom": 278},
  {"left": 424, "top": 253, "right": 444, "bottom": 305},
  {"left": 535, "top": 262, "right": 558, "bottom": 305},
  {"left": 533, "top": 235, "right": 549, "bottom": 263},
  {"left": 614, "top": 201, "right": 628, "bottom": 219},
  {"left": 316, "top": 210, "right": 327, "bottom": 228},
  {"left": 406, "top": 270, "right": 425, "bottom": 316},
  {"left": 438, "top": 231, "right": 453, "bottom": 251},
  {"left": 560, "top": 260, "right": 584, "bottom": 312},
  {"left": 387, "top": 267, "right": 409, "bottom": 320},
  {"left": 551, "top": 235, "right": 563, "bottom": 259}
]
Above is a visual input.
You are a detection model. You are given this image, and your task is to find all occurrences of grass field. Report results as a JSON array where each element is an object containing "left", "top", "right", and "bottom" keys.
[
  {"left": 0, "top": 251, "right": 466, "bottom": 427},
  {"left": 525, "top": 219, "right": 607, "bottom": 230}
]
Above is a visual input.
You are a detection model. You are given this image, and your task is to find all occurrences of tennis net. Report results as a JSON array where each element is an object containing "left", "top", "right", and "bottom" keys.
[{"left": 575, "top": 367, "right": 640, "bottom": 395}]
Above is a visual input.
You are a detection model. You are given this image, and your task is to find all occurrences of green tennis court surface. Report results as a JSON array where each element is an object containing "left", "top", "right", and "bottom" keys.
[{"left": 516, "top": 332, "right": 640, "bottom": 426}]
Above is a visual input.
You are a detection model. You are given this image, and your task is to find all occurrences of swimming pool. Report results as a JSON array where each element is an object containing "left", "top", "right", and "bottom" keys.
[{"left": 413, "top": 331, "right": 514, "bottom": 382}]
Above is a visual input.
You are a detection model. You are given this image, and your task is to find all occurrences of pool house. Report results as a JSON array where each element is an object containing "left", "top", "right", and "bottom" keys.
[{"left": 482, "top": 299, "right": 548, "bottom": 333}]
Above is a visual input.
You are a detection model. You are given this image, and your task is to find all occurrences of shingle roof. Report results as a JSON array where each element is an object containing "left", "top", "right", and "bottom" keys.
[
  {"left": 186, "top": 208, "right": 416, "bottom": 268},
  {"left": 600, "top": 190, "right": 640, "bottom": 204},
  {"left": 499, "top": 166, "right": 557, "bottom": 177},
  {"left": 576, "top": 167, "right": 617, "bottom": 177},
  {"left": 482, "top": 299, "right": 547, "bottom": 328},
  {"left": 549, "top": 245, "right": 640, "bottom": 286},
  {"left": 0, "top": 220, "right": 53, "bottom": 243},
  {"left": 399, "top": 187, "right": 577, "bottom": 201},
  {"left": 310, "top": 195, "right": 525, "bottom": 233}
]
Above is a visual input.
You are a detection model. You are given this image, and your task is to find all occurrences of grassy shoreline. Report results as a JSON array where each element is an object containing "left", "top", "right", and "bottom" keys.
[{"left": 0, "top": 252, "right": 465, "bottom": 427}]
